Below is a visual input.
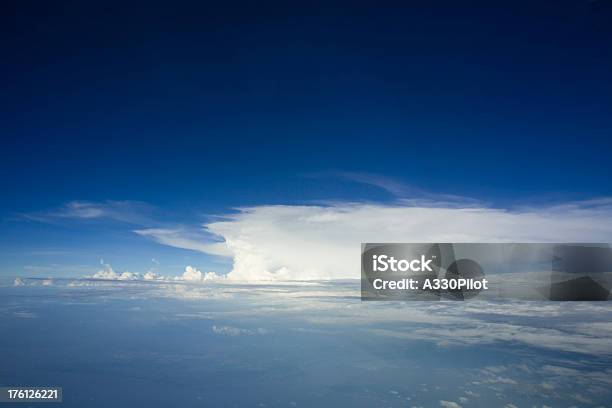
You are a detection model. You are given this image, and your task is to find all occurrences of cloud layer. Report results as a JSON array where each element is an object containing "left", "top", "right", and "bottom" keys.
[{"left": 8, "top": 277, "right": 612, "bottom": 406}]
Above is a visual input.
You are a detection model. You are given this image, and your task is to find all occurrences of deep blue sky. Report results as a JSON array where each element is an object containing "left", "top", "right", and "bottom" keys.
[{"left": 2, "top": 1, "right": 612, "bottom": 277}]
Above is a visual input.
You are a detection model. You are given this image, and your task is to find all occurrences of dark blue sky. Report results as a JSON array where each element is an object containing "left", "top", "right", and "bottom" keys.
[{"left": 2, "top": 1, "right": 612, "bottom": 277}]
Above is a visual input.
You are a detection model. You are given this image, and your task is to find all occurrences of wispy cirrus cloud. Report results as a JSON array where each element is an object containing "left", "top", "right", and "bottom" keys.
[
  {"left": 23, "top": 200, "right": 158, "bottom": 225},
  {"left": 306, "top": 171, "right": 481, "bottom": 205},
  {"left": 133, "top": 228, "right": 230, "bottom": 256},
  {"left": 22, "top": 200, "right": 230, "bottom": 257}
]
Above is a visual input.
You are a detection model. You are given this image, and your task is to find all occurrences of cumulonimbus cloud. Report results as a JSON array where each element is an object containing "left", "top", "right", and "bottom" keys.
[{"left": 139, "top": 199, "right": 612, "bottom": 281}]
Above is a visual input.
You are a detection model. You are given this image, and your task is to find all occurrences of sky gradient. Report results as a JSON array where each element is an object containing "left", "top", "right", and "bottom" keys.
[{"left": 2, "top": 1, "right": 612, "bottom": 279}]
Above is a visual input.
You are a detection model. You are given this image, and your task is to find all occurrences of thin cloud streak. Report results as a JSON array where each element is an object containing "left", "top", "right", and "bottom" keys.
[
  {"left": 22, "top": 200, "right": 158, "bottom": 225},
  {"left": 306, "top": 171, "right": 481, "bottom": 205}
]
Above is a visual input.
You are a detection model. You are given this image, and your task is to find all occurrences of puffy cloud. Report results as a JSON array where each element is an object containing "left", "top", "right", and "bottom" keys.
[
  {"left": 181, "top": 265, "right": 202, "bottom": 281},
  {"left": 91, "top": 263, "right": 223, "bottom": 283},
  {"left": 143, "top": 271, "right": 161, "bottom": 280},
  {"left": 11, "top": 278, "right": 54, "bottom": 287},
  {"left": 92, "top": 263, "right": 137, "bottom": 280},
  {"left": 179, "top": 266, "right": 222, "bottom": 282}
]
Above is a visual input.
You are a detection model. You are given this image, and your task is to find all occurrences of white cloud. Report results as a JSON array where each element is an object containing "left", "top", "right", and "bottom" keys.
[
  {"left": 143, "top": 271, "right": 161, "bottom": 280},
  {"left": 571, "top": 394, "right": 593, "bottom": 404},
  {"left": 11, "top": 278, "right": 55, "bottom": 287},
  {"left": 439, "top": 400, "right": 462, "bottom": 408},
  {"left": 211, "top": 325, "right": 268, "bottom": 336},
  {"left": 92, "top": 263, "right": 137, "bottom": 280},
  {"left": 541, "top": 382, "right": 555, "bottom": 390},
  {"left": 25, "top": 195, "right": 612, "bottom": 283},
  {"left": 134, "top": 228, "right": 230, "bottom": 256},
  {"left": 307, "top": 171, "right": 480, "bottom": 205},
  {"left": 181, "top": 265, "right": 203, "bottom": 281},
  {"left": 484, "top": 376, "right": 518, "bottom": 385},
  {"left": 370, "top": 321, "right": 612, "bottom": 355},
  {"left": 13, "top": 311, "right": 38, "bottom": 318},
  {"left": 15, "top": 275, "right": 612, "bottom": 370},
  {"left": 30, "top": 195, "right": 612, "bottom": 282},
  {"left": 196, "top": 200, "right": 612, "bottom": 281},
  {"left": 91, "top": 263, "right": 223, "bottom": 284},
  {"left": 25, "top": 200, "right": 156, "bottom": 225},
  {"left": 179, "top": 266, "right": 222, "bottom": 282}
]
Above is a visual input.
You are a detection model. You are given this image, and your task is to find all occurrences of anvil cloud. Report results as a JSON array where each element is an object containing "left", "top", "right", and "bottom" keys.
[{"left": 139, "top": 199, "right": 612, "bottom": 281}]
